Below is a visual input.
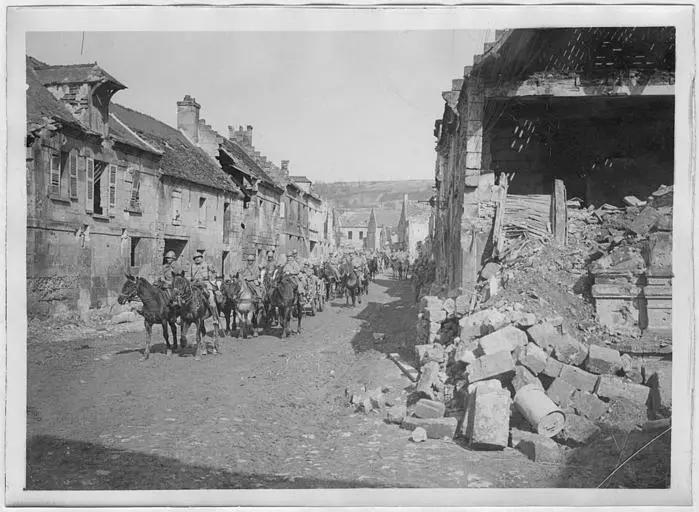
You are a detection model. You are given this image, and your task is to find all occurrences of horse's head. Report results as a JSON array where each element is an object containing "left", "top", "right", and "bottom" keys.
[
  {"left": 118, "top": 272, "right": 139, "bottom": 304},
  {"left": 220, "top": 278, "right": 239, "bottom": 301},
  {"left": 170, "top": 275, "right": 192, "bottom": 308}
]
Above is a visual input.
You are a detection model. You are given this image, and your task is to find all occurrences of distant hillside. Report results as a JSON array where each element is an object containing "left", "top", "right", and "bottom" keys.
[{"left": 314, "top": 180, "right": 433, "bottom": 209}]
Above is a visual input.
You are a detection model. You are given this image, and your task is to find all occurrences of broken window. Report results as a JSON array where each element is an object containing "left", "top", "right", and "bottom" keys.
[
  {"left": 198, "top": 197, "right": 207, "bottom": 225},
  {"left": 172, "top": 190, "right": 182, "bottom": 224},
  {"left": 129, "top": 168, "right": 141, "bottom": 210}
]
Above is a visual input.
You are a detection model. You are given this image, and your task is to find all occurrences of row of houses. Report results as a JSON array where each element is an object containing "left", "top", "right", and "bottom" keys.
[
  {"left": 26, "top": 56, "right": 339, "bottom": 318},
  {"left": 429, "top": 27, "right": 675, "bottom": 289}
]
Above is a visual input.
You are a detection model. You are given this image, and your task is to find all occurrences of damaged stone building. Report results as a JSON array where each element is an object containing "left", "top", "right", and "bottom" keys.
[
  {"left": 432, "top": 27, "right": 675, "bottom": 294},
  {"left": 26, "top": 56, "right": 336, "bottom": 319}
]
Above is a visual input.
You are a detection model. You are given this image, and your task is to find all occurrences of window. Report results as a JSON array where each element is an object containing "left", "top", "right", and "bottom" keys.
[
  {"left": 85, "top": 157, "right": 94, "bottom": 212},
  {"left": 359, "top": 231, "right": 363, "bottom": 240},
  {"left": 91, "top": 161, "right": 107, "bottom": 215},
  {"left": 199, "top": 197, "right": 207, "bottom": 225},
  {"left": 172, "top": 190, "right": 182, "bottom": 224},
  {"left": 129, "top": 169, "right": 141, "bottom": 209},
  {"left": 69, "top": 151, "right": 78, "bottom": 199},
  {"left": 49, "top": 152, "right": 62, "bottom": 196},
  {"left": 108, "top": 164, "right": 117, "bottom": 211},
  {"left": 348, "top": 231, "right": 353, "bottom": 240},
  {"left": 130, "top": 237, "right": 141, "bottom": 267}
]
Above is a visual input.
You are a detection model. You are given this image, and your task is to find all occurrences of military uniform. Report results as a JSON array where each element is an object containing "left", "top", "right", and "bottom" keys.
[
  {"left": 190, "top": 256, "right": 220, "bottom": 325},
  {"left": 241, "top": 260, "right": 264, "bottom": 302},
  {"left": 283, "top": 253, "right": 305, "bottom": 296}
]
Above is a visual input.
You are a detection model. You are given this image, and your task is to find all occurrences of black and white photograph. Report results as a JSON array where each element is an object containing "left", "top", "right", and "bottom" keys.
[{"left": 3, "top": 4, "right": 696, "bottom": 508}]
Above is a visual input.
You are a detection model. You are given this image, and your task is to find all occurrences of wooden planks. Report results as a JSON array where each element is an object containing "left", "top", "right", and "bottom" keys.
[{"left": 552, "top": 179, "right": 568, "bottom": 245}]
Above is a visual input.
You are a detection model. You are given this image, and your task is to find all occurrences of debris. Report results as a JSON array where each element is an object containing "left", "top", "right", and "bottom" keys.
[
  {"left": 515, "top": 433, "right": 564, "bottom": 463},
  {"left": 585, "top": 344, "right": 622, "bottom": 374},
  {"left": 558, "top": 364, "right": 599, "bottom": 393},
  {"left": 570, "top": 390, "right": 608, "bottom": 421},
  {"left": 542, "top": 356, "right": 564, "bottom": 378},
  {"left": 410, "top": 427, "right": 428, "bottom": 442},
  {"left": 512, "top": 365, "right": 543, "bottom": 392},
  {"left": 466, "top": 351, "right": 515, "bottom": 383},
  {"left": 388, "top": 353, "right": 419, "bottom": 382},
  {"left": 545, "top": 378, "right": 577, "bottom": 410},
  {"left": 555, "top": 414, "right": 600, "bottom": 446},
  {"left": 595, "top": 375, "right": 650, "bottom": 406},
  {"left": 469, "top": 387, "right": 511, "bottom": 449},
  {"left": 514, "top": 383, "right": 566, "bottom": 438},
  {"left": 401, "top": 416, "right": 458, "bottom": 440},
  {"left": 478, "top": 325, "right": 528, "bottom": 355},
  {"left": 415, "top": 361, "right": 441, "bottom": 399},
  {"left": 622, "top": 196, "right": 646, "bottom": 207},
  {"left": 386, "top": 405, "right": 407, "bottom": 424},
  {"left": 517, "top": 342, "right": 548, "bottom": 375},
  {"left": 413, "top": 399, "right": 446, "bottom": 419}
]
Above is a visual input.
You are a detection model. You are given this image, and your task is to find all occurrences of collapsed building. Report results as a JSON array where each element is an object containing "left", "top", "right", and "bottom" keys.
[{"left": 431, "top": 27, "right": 675, "bottom": 337}]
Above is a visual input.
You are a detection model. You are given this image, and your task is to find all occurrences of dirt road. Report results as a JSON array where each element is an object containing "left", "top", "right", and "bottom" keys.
[{"left": 26, "top": 274, "right": 667, "bottom": 489}]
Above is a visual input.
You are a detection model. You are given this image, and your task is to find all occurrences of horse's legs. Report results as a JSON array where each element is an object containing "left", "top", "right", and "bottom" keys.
[
  {"left": 211, "top": 315, "right": 221, "bottom": 354},
  {"left": 143, "top": 320, "right": 152, "bottom": 361},
  {"left": 180, "top": 320, "right": 190, "bottom": 350},
  {"left": 161, "top": 319, "right": 172, "bottom": 356},
  {"left": 194, "top": 319, "right": 204, "bottom": 361},
  {"left": 168, "top": 319, "right": 178, "bottom": 352}
]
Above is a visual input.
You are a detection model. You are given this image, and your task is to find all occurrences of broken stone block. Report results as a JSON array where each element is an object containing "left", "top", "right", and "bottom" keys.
[
  {"left": 478, "top": 325, "right": 528, "bottom": 355},
  {"left": 466, "top": 351, "right": 515, "bottom": 384},
  {"left": 454, "top": 341, "right": 477, "bottom": 365},
  {"left": 559, "top": 364, "right": 599, "bottom": 393},
  {"left": 414, "top": 399, "right": 446, "bottom": 419},
  {"left": 429, "top": 321, "right": 442, "bottom": 334},
  {"left": 442, "top": 298, "right": 456, "bottom": 316},
  {"left": 516, "top": 312, "right": 538, "bottom": 328},
  {"left": 480, "top": 261, "right": 500, "bottom": 281},
  {"left": 466, "top": 378, "right": 502, "bottom": 396},
  {"left": 546, "top": 378, "right": 576, "bottom": 410},
  {"left": 455, "top": 294, "right": 472, "bottom": 315},
  {"left": 571, "top": 390, "right": 608, "bottom": 421},
  {"left": 555, "top": 414, "right": 600, "bottom": 446},
  {"left": 542, "top": 356, "right": 564, "bottom": 378},
  {"left": 595, "top": 375, "right": 650, "bottom": 406},
  {"left": 552, "top": 335, "right": 589, "bottom": 366},
  {"left": 628, "top": 206, "right": 660, "bottom": 235},
  {"left": 459, "top": 309, "right": 507, "bottom": 339},
  {"left": 368, "top": 387, "right": 386, "bottom": 409},
  {"left": 585, "top": 344, "right": 622, "bottom": 375},
  {"left": 646, "top": 367, "right": 672, "bottom": 413},
  {"left": 469, "top": 388, "right": 510, "bottom": 449},
  {"left": 420, "top": 296, "right": 443, "bottom": 311},
  {"left": 416, "top": 361, "right": 441, "bottom": 399},
  {"left": 426, "top": 308, "right": 447, "bottom": 323},
  {"left": 460, "top": 380, "right": 503, "bottom": 438},
  {"left": 415, "top": 343, "right": 445, "bottom": 365},
  {"left": 411, "top": 427, "right": 427, "bottom": 442},
  {"left": 512, "top": 365, "right": 543, "bottom": 392},
  {"left": 358, "top": 397, "right": 373, "bottom": 414},
  {"left": 516, "top": 434, "right": 564, "bottom": 463},
  {"left": 386, "top": 405, "right": 407, "bottom": 424},
  {"left": 527, "top": 322, "right": 559, "bottom": 350},
  {"left": 401, "top": 416, "right": 458, "bottom": 439},
  {"left": 620, "top": 353, "right": 633, "bottom": 374},
  {"left": 518, "top": 342, "right": 548, "bottom": 375}
]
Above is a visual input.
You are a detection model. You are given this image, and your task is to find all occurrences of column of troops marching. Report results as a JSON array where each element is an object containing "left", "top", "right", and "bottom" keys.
[{"left": 118, "top": 247, "right": 416, "bottom": 361}]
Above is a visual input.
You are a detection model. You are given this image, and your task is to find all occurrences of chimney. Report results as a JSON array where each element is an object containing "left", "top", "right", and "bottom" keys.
[
  {"left": 280, "top": 160, "right": 289, "bottom": 177},
  {"left": 177, "top": 95, "right": 200, "bottom": 143},
  {"left": 245, "top": 125, "right": 253, "bottom": 147}
]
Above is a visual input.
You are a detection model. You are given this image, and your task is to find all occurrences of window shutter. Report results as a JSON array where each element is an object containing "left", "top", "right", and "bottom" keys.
[
  {"left": 85, "top": 157, "right": 94, "bottom": 212},
  {"left": 49, "top": 153, "right": 61, "bottom": 195},
  {"left": 69, "top": 152, "right": 78, "bottom": 199},
  {"left": 130, "top": 169, "right": 141, "bottom": 205},
  {"left": 109, "top": 164, "right": 117, "bottom": 210}
]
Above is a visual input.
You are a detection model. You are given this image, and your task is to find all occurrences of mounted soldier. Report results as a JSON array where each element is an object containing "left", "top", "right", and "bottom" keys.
[
  {"left": 160, "top": 250, "right": 182, "bottom": 302},
  {"left": 282, "top": 250, "right": 305, "bottom": 298},
  {"left": 189, "top": 250, "right": 221, "bottom": 333},
  {"left": 263, "top": 250, "right": 277, "bottom": 284},
  {"left": 241, "top": 253, "right": 265, "bottom": 304}
]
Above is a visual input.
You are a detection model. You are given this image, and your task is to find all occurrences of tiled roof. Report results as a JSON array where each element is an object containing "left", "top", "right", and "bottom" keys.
[
  {"left": 219, "top": 138, "right": 281, "bottom": 191},
  {"left": 110, "top": 103, "right": 240, "bottom": 194},
  {"left": 26, "top": 59, "right": 80, "bottom": 128},
  {"left": 290, "top": 175, "right": 311, "bottom": 183},
  {"left": 32, "top": 60, "right": 126, "bottom": 89}
]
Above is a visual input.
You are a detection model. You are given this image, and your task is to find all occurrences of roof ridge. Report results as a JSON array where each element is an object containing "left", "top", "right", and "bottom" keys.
[
  {"left": 32, "top": 61, "right": 99, "bottom": 69},
  {"left": 109, "top": 112, "right": 163, "bottom": 155}
]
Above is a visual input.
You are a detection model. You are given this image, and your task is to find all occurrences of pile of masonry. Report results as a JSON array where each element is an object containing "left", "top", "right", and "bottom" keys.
[{"left": 351, "top": 297, "right": 671, "bottom": 462}]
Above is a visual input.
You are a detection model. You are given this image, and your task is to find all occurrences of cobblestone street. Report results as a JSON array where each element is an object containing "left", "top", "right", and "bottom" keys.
[{"left": 26, "top": 274, "right": 664, "bottom": 490}]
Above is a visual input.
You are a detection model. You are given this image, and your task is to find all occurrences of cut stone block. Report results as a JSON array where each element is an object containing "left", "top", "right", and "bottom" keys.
[
  {"left": 479, "top": 325, "right": 528, "bottom": 355},
  {"left": 585, "top": 344, "right": 622, "bottom": 375},
  {"left": 413, "top": 399, "right": 446, "bottom": 419},
  {"left": 455, "top": 294, "right": 472, "bottom": 315},
  {"left": 555, "top": 414, "right": 600, "bottom": 446},
  {"left": 442, "top": 298, "right": 456, "bottom": 316},
  {"left": 518, "top": 342, "right": 548, "bottom": 374},
  {"left": 595, "top": 375, "right": 650, "bottom": 406},
  {"left": 542, "top": 356, "right": 564, "bottom": 378},
  {"left": 469, "top": 388, "right": 510, "bottom": 449},
  {"left": 559, "top": 364, "right": 599, "bottom": 393},
  {"left": 416, "top": 361, "right": 441, "bottom": 399},
  {"left": 512, "top": 365, "right": 543, "bottom": 392},
  {"left": 420, "top": 296, "right": 443, "bottom": 311},
  {"left": 527, "top": 323, "right": 588, "bottom": 366},
  {"left": 571, "top": 390, "right": 608, "bottom": 421},
  {"left": 386, "top": 405, "right": 407, "bottom": 424},
  {"left": 516, "top": 434, "right": 564, "bottom": 463},
  {"left": 546, "top": 378, "right": 576, "bottom": 410},
  {"left": 459, "top": 308, "right": 507, "bottom": 339},
  {"left": 646, "top": 367, "right": 672, "bottom": 412},
  {"left": 454, "top": 341, "right": 477, "bottom": 365},
  {"left": 415, "top": 344, "right": 445, "bottom": 365},
  {"left": 426, "top": 309, "right": 446, "bottom": 323},
  {"left": 466, "top": 351, "right": 515, "bottom": 384},
  {"left": 401, "top": 416, "right": 458, "bottom": 439}
]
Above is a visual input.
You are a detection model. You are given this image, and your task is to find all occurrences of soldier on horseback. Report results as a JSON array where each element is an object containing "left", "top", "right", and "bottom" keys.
[
  {"left": 160, "top": 250, "right": 182, "bottom": 303},
  {"left": 282, "top": 250, "right": 306, "bottom": 299},
  {"left": 263, "top": 250, "right": 277, "bottom": 284},
  {"left": 189, "top": 251, "right": 221, "bottom": 333},
  {"left": 241, "top": 254, "right": 265, "bottom": 304}
]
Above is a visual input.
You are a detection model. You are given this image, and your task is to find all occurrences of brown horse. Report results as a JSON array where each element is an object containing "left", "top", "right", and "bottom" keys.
[
  {"left": 171, "top": 276, "right": 220, "bottom": 360},
  {"left": 118, "top": 272, "right": 179, "bottom": 360},
  {"left": 269, "top": 275, "right": 301, "bottom": 338},
  {"left": 228, "top": 276, "right": 261, "bottom": 339}
]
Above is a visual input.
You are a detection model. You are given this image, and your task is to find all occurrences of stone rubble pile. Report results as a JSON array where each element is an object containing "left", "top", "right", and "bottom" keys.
[{"left": 377, "top": 298, "right": 670, "bottom": 460}]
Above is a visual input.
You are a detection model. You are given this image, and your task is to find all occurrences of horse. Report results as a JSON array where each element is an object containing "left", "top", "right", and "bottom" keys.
[
  {"left": 367, "top": 257, "right": 378, "bottom": 281},
  {"left": 320, "top": 262, "right": 339, "bottom": 301},
  {"left": 228, "top": 276, "right": 265, "bottom": 339},
  {"left": 342, "top": 269, "right": 362, "bottom": 307},
  {"left": 360, "top": 269, "right": 370, "bottom": 295},
  {"left": 170, "top": 276, "right": 220, "bottom": 360},
  {"left": 216, "top": 279, "right": 237, "bottom": 336},
  {"left": 268, "top": 275, "right": 301, "bottom": 338},
  {"left": 118, "top": 272, "right": 179, "bottom": 360}
]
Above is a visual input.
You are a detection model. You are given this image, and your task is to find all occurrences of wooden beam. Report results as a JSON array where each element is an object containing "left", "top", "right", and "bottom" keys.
[
  {"left": 551, "top": 179, "right": 567, "bottom": 246},
  {"left": 486, "top": 77, "right": 674, "bottom": 98}
]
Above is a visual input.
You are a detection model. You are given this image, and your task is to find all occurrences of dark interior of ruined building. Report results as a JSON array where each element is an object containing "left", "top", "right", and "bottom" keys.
[{"left": 487, "top": 95, "right": 674, "bottom": 206}]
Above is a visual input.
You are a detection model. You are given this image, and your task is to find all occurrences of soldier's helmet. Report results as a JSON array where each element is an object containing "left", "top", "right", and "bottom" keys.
[
  {"left": 165, "top": 250, "right": 176, "bottom": 260},
  {"left": 247, "top": 254, "right": 255, "bottom": 262},
  {"left": 193, "top": 252, "right": 203, "bottom": 261}
]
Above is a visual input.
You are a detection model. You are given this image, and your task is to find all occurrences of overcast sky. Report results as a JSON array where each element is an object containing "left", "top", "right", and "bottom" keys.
[{"left": 27, "top": 30, "right": 490, "bottom": 182}]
